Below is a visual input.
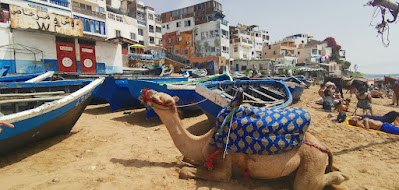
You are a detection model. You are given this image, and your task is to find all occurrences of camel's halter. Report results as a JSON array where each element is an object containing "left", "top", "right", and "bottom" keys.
[{"left": 142, "top": 88, "right": 207, "bottom": 110}]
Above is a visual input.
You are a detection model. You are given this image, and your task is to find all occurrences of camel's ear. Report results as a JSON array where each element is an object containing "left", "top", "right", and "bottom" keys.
[{"left": 173, "top": 96, "right": 179, "bottom": 102}]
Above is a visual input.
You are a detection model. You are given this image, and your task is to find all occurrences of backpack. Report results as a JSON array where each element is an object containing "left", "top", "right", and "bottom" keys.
[{"left": 337, "top": 111, "right": 347, "bottom": 123}]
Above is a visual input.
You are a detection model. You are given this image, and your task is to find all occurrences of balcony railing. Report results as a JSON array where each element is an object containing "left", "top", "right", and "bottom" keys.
[
  {"left": 49, "top": 0, "right": 70, "bottom": 8},
  {"left": 72, "top": 6, "right": 106, "bottom": 19}
]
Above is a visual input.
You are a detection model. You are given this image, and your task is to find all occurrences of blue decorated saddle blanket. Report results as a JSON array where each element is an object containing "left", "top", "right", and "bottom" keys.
[{"left": 210, "top": 105, "right": 311, "bottom": 155}]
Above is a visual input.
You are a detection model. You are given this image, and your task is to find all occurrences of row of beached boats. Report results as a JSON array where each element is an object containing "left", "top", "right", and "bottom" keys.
[{"left": 0, "top": 66, "right": 312, "bottom": 154}]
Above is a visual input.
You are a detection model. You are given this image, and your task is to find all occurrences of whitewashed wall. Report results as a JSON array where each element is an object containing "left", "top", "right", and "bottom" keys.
[{"left": 95, "top": 41, "right": 123, "bottom": 73}]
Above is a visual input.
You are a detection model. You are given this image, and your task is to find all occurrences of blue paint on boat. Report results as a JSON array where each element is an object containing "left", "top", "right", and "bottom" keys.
[
  {"left": 0, "top": 73, "right": 46, "bottom": 82},
  {"left": 94, "top": 77, "right": 189, "bottom": 111}
]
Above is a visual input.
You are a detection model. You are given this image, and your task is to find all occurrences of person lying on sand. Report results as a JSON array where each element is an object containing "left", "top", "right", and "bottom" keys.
[
  {"left": 349, "top": 116, "right": 399, "bottom": 135},
  {"left": 361, "top": 111, "right": 399, "bottom": 127},
  {"left": 0, "top": 121, "right": 14, "bottom": 133}
]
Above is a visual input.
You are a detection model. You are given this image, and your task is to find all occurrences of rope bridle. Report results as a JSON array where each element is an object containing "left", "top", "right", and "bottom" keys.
[
  {"left": 142, "top": 88, "right": 207, "bottom": 110},
  {"left": 143, "top": 88, "right": 175, "bottom": 110}
]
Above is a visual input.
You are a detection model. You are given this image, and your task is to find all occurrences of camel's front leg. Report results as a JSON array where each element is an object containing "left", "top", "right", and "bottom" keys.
[{"left": 179, "top": 155, "right": 232, "bottom": 182}]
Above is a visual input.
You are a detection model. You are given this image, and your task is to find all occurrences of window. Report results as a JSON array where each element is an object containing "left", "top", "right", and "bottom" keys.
[
  {"left": 148, "top": 13, "right": 154, "bottom": 20},
  {"left": 176, "top": 22, "right": 181, "bottom": 27},
  {"left": 162, "top": 25, "right": 165, "bottom": 28},
  {"left": 177, "top": 36, "right": 182, "bottom": 42},
  {"left": 167, "top": 24, "right": 170, "bottom": 29},
  {"left": 167, "top": 38, "right": 171, "bottom": 43},
  {"left": 90, "top": 21, "right": 94, "bottom": 32},
  {"left": 211, "top": 47, "right": 216, "bottom": 52},
  {"left": 273, "top": 51, "right": 276, "bottom": 55},
  {"left": 222, "top": 46, "right": 228, "bottom": 53},
  {"left": 184, "top": 20, "right": 191, "bottom": 27},
  {"left": 318, "top": 50, "right": 322, "bottom": 55},
  {"left": 80, "top": 3, "right": 85, "bottom": 9},
  {"left": 131, "top": 33, "right": 136, "bottom": 40},
  {"left": 159, "top": 39, "right": 162, "bottom": 45},
  {"left": 84, "top": 20, "right": 90, "bottom": 32},
  {"left": 86, "top": 5, "right": 92, "bottom": 10},
  {"left": 209, "top": 31, "right": 214, "bottom": 38},
  {"left": 100, "top": 22, "right": 105, "bottom": 35},
  {"left": 234, "top": 47, "right": 238, "bottom": 52},
  {"left": 312, "top": 49, "right": 318, "bottom": 55},
  {"left": 116, "top": 15, "right": 123, "bottom": 22},
  {"left": 150, "top": 37, "right": 155, "bottom": 44},
  {"left": 108, "top": 13, "right": 115, "bottom": 20},
  {"left": 116, "top": 30, "right": 121, "bottom": 37},
  {"left": 95, "top": 21, "right": 100, "bottom": 33},
  {"left": 156, "top": 26, "right": 161, "bottom": 33},
  {"left": 298, "top": 51, "right": 300, "bottom": 55},
  {"left": 138, "top": 29, "right": 143, "bottom": 36},
  {"left": 98, "top": 7, "right": 105, "bottom": 13},
  {"left": 149, "top": 25, "right": 154, "bottom": 33},
  {"left": 185, "top": 50, "right": 188, "bottom": 55}
]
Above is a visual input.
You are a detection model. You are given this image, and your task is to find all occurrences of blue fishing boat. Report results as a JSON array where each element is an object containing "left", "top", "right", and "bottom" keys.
[
  {"left": 282, "top": 77, "right": 305, "bottom": 101},
  {"left": 128, "top": 73, "right": 233, "bottom": 118},
  {"left": 0, "top": 71, "right": 54, "bottom": 83},
  {"left": 294, "top": 75, "right": 313, "bottom": 87},
  {"left": 95, "top": 76, "right": 189, "bottom": 111},
  {"left": 0, "top": 78, "right": 104, "bottom": 154},
  {"left": 195, "top": 80, "right": 292, "bottom": 121}
]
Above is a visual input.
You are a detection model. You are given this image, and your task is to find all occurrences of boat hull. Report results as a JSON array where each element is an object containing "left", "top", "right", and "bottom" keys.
[
  {"left": 0, "top": 78, "right": 104, "bottom": 154},
  {"left": 0, "top": 96, "right": 92, "bottom": 154},
  {"left": 285, "top": 82, "right": 305, "bottom": 101}
]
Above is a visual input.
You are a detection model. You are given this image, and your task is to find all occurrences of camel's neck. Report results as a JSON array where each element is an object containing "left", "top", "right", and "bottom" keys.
[{"left": 154, "top": 108, "right": 214, "bottom": 163}]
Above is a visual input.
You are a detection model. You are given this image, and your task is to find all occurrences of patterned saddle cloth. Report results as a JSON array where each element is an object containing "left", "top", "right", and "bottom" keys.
[{"left": 210, "top": 89, "right": 311, "bottom": 155}]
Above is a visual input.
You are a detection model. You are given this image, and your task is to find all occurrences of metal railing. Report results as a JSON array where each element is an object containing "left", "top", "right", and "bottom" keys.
[
  {"left": 49, "top": 0, "right": 70, "bottom": 8},
  {"left": 72, "top": 6, "right": 106, "bottom": 19}
]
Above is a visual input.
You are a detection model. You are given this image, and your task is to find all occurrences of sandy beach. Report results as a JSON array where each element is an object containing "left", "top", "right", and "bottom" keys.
[{"left": 1, "top": 86, "right": 399, "bottom": 190}]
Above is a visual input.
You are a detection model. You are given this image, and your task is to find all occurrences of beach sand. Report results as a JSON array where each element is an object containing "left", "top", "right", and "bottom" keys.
[{"left": 1, "top": 86, "right": 399, "bottom": 190}]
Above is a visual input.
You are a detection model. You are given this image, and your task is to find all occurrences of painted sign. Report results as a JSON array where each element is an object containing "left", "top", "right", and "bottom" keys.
[{"left": 10, "top": 5, "right": 83, "bottom": 37}]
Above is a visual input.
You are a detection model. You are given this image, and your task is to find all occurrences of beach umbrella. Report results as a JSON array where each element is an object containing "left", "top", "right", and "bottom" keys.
[{"left": 130, "top": 44, "right": 146, "bottom": 49}]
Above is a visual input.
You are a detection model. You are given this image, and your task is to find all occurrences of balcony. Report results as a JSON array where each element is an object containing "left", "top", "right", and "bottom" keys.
[
  {"left": 49, "top": 0, "right": 70, "bottom": 8},
  {"left": 72, "top": 5, "right": 106, "bottom": 19}
]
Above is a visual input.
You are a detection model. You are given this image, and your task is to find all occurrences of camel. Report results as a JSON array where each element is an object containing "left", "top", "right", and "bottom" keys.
[
  {"left": 384, "top": 76, "right": 399, "bottom": 106},
  {"left": 138, "top": 89, "right": 348, "bottom": 190}
]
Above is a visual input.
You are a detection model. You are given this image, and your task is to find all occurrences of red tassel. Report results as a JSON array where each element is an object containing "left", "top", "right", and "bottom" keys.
[
  {"left": 243, "top": 169, "right": 249, "bottom": 179},
  {"left": 205, "top": 149, "right": 223, "bottom": 171}
]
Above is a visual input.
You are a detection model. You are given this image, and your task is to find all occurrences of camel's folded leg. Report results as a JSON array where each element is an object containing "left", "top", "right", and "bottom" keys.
[{"left": 179, "top": 156, "right": 232, "bottom": 182}]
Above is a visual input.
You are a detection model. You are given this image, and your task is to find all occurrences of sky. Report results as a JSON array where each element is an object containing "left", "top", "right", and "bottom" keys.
[{"left": 143, "top": 0, "right": 399, "bottom": 74}]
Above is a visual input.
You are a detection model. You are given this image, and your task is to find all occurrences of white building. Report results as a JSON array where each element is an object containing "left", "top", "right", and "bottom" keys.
[
  {"left": 0, "top": 0, "right": 122, "bottom": 74},
  {"left": 283, "top": 33, "right": 313, "bottom": 48},
  {"left": 194, "top": 19, "right": 230, "bottom": 59},
  {"left": 135, "top": 1, "right": 162, "bottom": 47},
  {"left": 230, "top": 24, "right": 269, "bottom": 60}
]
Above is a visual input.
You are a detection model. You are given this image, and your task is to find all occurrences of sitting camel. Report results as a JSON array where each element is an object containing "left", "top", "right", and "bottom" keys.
[{"left": 139, "top": 89, "right": 348, "bottom": 190}]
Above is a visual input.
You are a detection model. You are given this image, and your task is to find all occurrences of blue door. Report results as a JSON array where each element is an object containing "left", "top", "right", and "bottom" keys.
[{"left": 236, "top": 64, "right": 239, "bottom": 71}]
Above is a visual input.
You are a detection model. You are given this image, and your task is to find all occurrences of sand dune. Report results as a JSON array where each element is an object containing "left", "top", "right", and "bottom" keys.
[{"left": 0, "top": 86, "right": 398, "bottom": 189}]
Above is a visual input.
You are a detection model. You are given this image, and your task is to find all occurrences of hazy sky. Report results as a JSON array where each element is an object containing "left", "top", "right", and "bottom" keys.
[{"left": 144, "top": 0, "right": 399, "bottom": 74}]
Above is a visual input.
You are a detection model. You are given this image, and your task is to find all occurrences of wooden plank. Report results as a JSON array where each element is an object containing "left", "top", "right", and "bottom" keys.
[
  {"left": 0, "top": 91, "right": 66, "bottom": 98},
  {"left": 249, "top": 87, "right": 278, "bottom": 101},
  {"left": 232, "top": 87, "right": 264, "bottom": 103},
  {"left": 260, "top": 85, "right": 285, "bottom": 98},
  {"left": 0, "top": 96, "right": 66, "bottom": 104},
  {"left": 213, "top": 89, "right": 234, "bottom": 100}
]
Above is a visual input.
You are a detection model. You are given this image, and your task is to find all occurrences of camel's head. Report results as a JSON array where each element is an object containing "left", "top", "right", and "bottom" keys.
[
  {"left": 139, "top": 88, "right": 179, "bottom": 111},
  {"left": 229, "top": 87, "right": 244, "bottom": 108}
]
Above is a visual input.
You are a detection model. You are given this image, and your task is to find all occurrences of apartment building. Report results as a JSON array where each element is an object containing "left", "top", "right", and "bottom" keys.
[
  {"left": 161, "top": 0, "right": 230, "bottom": 64},
  {"left": 230, "top": 24, "right": 269, "bottom": 60}
]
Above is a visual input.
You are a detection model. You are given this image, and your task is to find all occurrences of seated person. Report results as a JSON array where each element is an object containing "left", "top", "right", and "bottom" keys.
[
  {"left": 323, "top": 82, "right": 335, "bottom": 111},
  {"left": 316, "top": 83, "right": 326, "bottom": 105},
  {"left": 349, "top": 116, "right": 399, "bottom": 135},
  {"left": 361, "top": 111, "right": 399, "bottom": 126},
  {"left": 335, "top": 98, "right": 351, "bottom": 112},
  {"left": 356, "top": 87, "right": 373, "bottom": 115},
  {"left": 0, "top": 121, "right": 14, "bottom": 133},
  {"left": 370, "top": 87, "right": 384, "bottom": 98}
]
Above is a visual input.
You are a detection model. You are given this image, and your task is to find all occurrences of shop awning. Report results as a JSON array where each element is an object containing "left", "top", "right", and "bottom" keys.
[{"left": 130, "top": 44, "right": 146, "bottom": 49}]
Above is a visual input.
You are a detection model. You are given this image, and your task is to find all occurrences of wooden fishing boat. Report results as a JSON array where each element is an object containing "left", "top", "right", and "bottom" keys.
[
  {"left": 95, "top": 76, "right": 188, "bottom": 111},
  {"left": 0, "top": 71, "right": 54, "bottom": 83},
  {"left": 128, "top": 73, "right": 233, "bottom": 118},
  {"left": 0, "top": 78, "right": 104, "bottom": 154},
  {"left": 195, "top": 80, "right": 292, "bottom": 121},
  {"left": 293, "top": 75, "right": 313, "bottom": 87}
]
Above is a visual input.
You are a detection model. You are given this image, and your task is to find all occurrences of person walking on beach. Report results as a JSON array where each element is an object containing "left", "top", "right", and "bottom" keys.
[
  {"left": 348, "top": 116, "right": 399, "bottom": 135},
  {"left": 0, "top": 121, "right": 14, "bottom": 133}
]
